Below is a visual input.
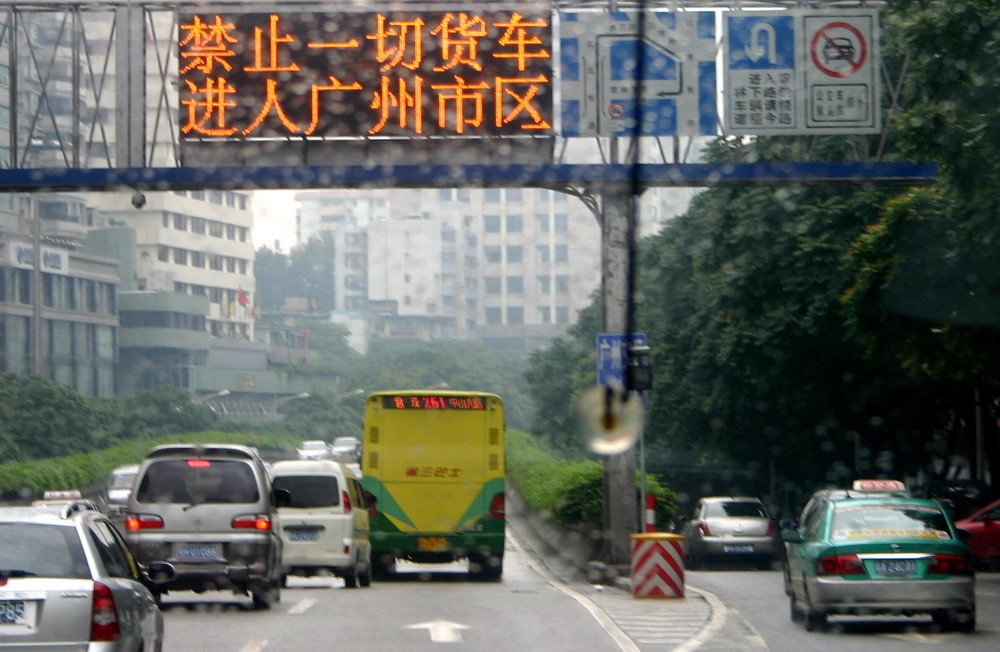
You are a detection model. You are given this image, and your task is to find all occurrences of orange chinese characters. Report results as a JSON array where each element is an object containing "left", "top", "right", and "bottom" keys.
[
  {"left": 179, "top": 15, "right": 238, "bottom": 75},
  {"left": 431, "top": 77, "right": 490, "bottom": 134},
  {"left": 495, "top": 76, "right": 551, "bottom": 130},
  {"left": 244, "top": 14, "right": 299, "bottom": 73},
  {"left": 369, "top": 77, "right": 424, "bottom": 135},
  {"left": 181, "top": 78, "right": 239, "bottom": 136},
  {"left": 493, "top": 13, "right": 550, "bottom": 71},
  {"left": 431, "top": 13, "right": 488, "bottom": 72},
  {"left": 367, "top": 14, "right": 425, "bottom": 72}
]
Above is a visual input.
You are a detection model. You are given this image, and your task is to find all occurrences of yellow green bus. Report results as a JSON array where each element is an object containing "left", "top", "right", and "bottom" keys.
[{"left": 361, "top": 390, "right": 505, "bottom": 579}]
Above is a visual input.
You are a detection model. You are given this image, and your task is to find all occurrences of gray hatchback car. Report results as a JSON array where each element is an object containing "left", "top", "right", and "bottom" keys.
[
  {"left": 0, "top": 502, "right": 174, "bottom": 650},
  {"left": 680, "top": 496, "right": 778, "bottom": 569},
  {"left": 124, "top": 444, "right": 288, "bottom": 609}
]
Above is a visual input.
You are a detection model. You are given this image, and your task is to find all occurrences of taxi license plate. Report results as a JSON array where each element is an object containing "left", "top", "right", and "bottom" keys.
[
  {"left": 0, "top": 601, "right": 26, "bottom": 625},
  {"left": 289, "top": 530, "right": 320, "bottom": 542},
  {"left": 723, "top": 545, "right": 753, "bottom": 553},
  {"left": 875, "top": 559, "right": 917, "bottom": 576},
  {"left": 417, "top": 537, "right": 448, "bottom": 551},
  {"left": 177, "top": 543, "right": 219, "bottom": 559}
]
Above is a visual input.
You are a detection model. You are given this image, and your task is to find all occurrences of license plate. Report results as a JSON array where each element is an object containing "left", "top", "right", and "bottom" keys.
[
  {"left": 289, "top": 530, "right": 320, "bottom": 542},
  {"left": 0, "top": 601, "right": 26, "bottom": 625},
  {"left": 875, "top": 559, "right": 917, "bottom": 576},
  {"left": 723, "top": 545, "right": 753, "bottom": 553},
  {"left": 417, "top": 537, "right": 448, "bottom": 551},
  {"left": 177, "top": 543, "right": 219, "bottom": 559}
]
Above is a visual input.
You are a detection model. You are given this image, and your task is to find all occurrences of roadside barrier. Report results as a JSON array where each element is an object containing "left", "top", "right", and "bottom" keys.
[{"left": 630, "top": 532, "right": 684, "bottom": 598}]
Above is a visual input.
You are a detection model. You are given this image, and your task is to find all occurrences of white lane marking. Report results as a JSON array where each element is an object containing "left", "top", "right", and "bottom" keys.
[
  {"left": 674, "top": 585, "right": 730, "bottom": 652},
  {"left": 238, "top": 639, "right": 268, "bottom": 652},
  {"left": 287, "top": 598, "right": 317, "bottom": 615},
  {"left": 406, "top": 620, "right": 470, "bottom": 643},
  {"left": 506, "top": 527, "right": 640, "bottom": 652}
]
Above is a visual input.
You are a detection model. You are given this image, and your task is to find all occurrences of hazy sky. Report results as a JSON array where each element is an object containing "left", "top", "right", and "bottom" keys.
[{"left": 251, "top": 190, "right": 299, "bottom": 251}]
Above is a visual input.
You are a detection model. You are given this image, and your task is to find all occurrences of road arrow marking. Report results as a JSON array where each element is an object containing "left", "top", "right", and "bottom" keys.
[{"left": 405, "top": 620, "right": 470, "bottom": 643}]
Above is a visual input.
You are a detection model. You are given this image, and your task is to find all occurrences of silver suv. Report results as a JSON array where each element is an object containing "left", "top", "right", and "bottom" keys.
[
  {"left": 0, "top": 502, "right": 174, "bottom": 650},
  {"left": 124, "top": 444, "right": 289, "bottom": 609}
]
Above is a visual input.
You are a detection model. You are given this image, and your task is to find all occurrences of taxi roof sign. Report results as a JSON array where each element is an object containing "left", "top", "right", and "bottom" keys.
[{"left": 852, "top": 479, "right": 906, "bottom": 492}]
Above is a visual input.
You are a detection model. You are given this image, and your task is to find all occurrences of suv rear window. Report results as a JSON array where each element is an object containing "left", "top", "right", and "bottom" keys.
[
  {"left": 0, "top": 524, "right": 89, "bottom": 578},
  {"left": 706, "top": 501, "right": 767, "bottom": 518},
  {"left": 272, "top": 475, "right": 340, "bottom": 508},
  {"left": 136, "top": 459, "right": 260, "bottom": 504}
]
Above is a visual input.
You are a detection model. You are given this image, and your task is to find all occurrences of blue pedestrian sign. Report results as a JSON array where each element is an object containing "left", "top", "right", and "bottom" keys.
[{"left": 597, "top": 333, "right": 647, "bottom": 386}]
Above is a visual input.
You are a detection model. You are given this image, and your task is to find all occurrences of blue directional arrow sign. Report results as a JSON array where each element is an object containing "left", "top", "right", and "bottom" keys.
[
  {"left": 596, "top": 333, "right": 647, "bottom": 386},
  {"left": 724, "top": 13, "right": 799, "bottom": 133}
]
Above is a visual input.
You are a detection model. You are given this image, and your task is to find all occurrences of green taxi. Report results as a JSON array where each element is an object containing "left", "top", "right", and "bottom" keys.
[{"left": 781, "top": 480, "right": 975, "bottom": 632}]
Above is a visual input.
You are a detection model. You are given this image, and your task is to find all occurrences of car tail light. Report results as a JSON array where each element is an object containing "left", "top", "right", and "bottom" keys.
[
  {"left": 489, "top": 493, "right": 505, "bottom": 519},
  {"left": 698, "top": 522, "right": 711, "bottom": 536},
  {"left": 232, "top": 514, "right": 271, "bottom": 530},
  {"left": 90, "top": 581, "right": 120, "bottom": 642},
  {"left": 816, "top": 554, "right": 866, "bottom": 576},
  {"left": 124, "top": 514, "right": 163, "bottom": 532},
  {"left": 766, "top": 520, "right": 777, "bottom": 537},
  {"left": 187, "top": 459, "right": 211, "bottom": 468},
  {"left": 928, "top": 554, "right": 973, "bottom": 575},
  {"left": 342, "top": 490, "right": 352, "bottom": 514}
]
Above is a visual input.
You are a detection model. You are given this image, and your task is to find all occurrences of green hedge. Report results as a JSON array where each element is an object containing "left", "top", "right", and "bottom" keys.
[
  {"left": 506, "top": 429, "right": 678, "bottom": 528},
  {"left": 0, "top": 431, "right": 299, "bottom": 500}
]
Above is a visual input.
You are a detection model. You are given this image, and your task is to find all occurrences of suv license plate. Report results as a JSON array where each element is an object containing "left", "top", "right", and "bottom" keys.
[
  {"left": 289, "top": 530, "right": 320, "bottom": 542},
  {"left": 875, "top": 559, "right": 917, "bottom": 576},
  {"left": 0, "top": 601, "right": 26, "bottom": 625},
  {"left": 177, "top": 543, "right": 220, "bottom": 559},
  {"left": 418, "top": 537, "right": 448, "bottom": 551}
]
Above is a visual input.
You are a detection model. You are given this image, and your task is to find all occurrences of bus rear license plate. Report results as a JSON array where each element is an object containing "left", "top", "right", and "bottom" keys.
[
  {"left": 418, "top": 537, "right": 448, "bottom": 551},
  {"left": 0, "top": 601, "right": 26, "bottom": 625},
  {"left": 177, "top": 543, "right": 219, "bottom": 559}
]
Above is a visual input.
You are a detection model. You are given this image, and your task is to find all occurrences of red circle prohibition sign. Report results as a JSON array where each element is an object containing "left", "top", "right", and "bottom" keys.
[
  {"left": 811, "top": 22, "right": 867, "bottom": 78},
  {"left": 608, "top": 102, "right": 626, "bottom": 119}
]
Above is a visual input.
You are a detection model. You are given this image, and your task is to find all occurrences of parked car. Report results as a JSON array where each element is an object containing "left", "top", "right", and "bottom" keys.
[
  {"left": 0, "top": 502, "right": 174, "bottom": 650},
  {"left": 330, "top": 436, "right": 362, "bottom": 462},
  {"left": 270, "top": 459, "right": 372, "bottom": 588},
  {"left": 782, "top": 479, "right": 975, "bottom": 632},
  {"left": 680, "top": 496, "right": 777, "bottom": 569},
  {"left": 104, "top": 464, "right": 140, "bottom": 519},
  {"left": 297, "top": 440, "right": 334, "bottom": 461},
  {"left": 955, "top": 497, "right": 1000, "bottom": 570},
  {"left": 123, "top": 443, "right": 289, "bottom": 609}
]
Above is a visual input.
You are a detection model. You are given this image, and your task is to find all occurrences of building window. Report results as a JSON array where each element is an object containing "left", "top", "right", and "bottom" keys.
[
  {"left": 226, "top": 224, "right": 236, "bottom": 240},
  {"left": 157, "top": 245, "right": 169, "bottom": 262},
  {"left": 161, "top": 213, "right": 170, "bottom": 228},
  {"left": 484, "top": 277, "right": 501, "bottom": 294},
  {"left": 555, "top": 244, "right": 569, "bottom": 263},
  {"left": 485, "top": 307, "right": 502, "bottom": 324},
  {"left": 536, "top": 245, "right": 549, "bottom": 263},
  {"left": 506, "top": 245, "right": 523, "bottom": 263},
  {"left": 506, "top": 214, "right": 522, "bottom": 233},
  {"left": 191, "top": 217, "right": 206, "bottom": 234},
  {"left": 209, "top": 255, "right": 223, "bottom": 271},
  {"left": 536, "top": 215, "right": 549, "bottom": 232},
  {"left": 484, "top": 188, "right": 501, "bottom": 203},
  {"left": 173, "top": 249, "right": 188, "bottom": 265},
  {"left": 556, "top": 275, "right": 569, "bottom": 293},
  {"left": 554, "top": 213, "right": 569, "bottom": 231},
  {"left": 537, "top": 306, "right": 551, "bottom": 323},
  {"left": 226, "top": 257, "right": 236, "bottom": 273},
  {"left": 173, "top": 214, "right": 187, "bottom": 230},
  {"left": 506, "top": 188, "right": 523, "bottom": 202},
  {"left": 484, "top": 246, "right": 501, "bottom": 263},
  {"left": 537, "top": 276, "right": 550, "bottom": 294},
  {"left": 556, "top": 306, "right": 570, "bottom": 323},
  {"left": 507, "top": 306, "right": 524, "bottom": 324},
  {"left": 506, "top": 276, "right": 523, "bottom": 293},
  {"left": 209, "top": 221, "right": 223, "bottom": 237},
  {"left": 484, "top": 215, "right": 501, "bottom": 233},
  {"left": 190, "top": 252, "right": 205, "bottom": 268}
]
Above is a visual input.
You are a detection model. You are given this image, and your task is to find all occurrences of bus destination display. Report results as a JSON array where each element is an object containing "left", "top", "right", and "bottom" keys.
[{"left": 381, "top": 395, "right": 487, "bottom": 410}]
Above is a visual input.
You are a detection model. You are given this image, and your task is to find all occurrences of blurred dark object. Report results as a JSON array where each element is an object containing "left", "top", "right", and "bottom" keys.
[{"left": 921, "top": 479, "right": 992, "bottom": 520}]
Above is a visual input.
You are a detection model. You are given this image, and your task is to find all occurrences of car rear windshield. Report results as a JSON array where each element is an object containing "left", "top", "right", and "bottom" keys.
[
  {"left": 831, "top": 504, "right": 951, "bottom": 539},
  {"left": 135, "top": 459, "right": 260, "bottom": 504},
  {"left": 706, "top": 501, "right": 767, "bottom": 518},
  {"left": 271, "top": 475, "right": 340, "bottom": 508},
  {"left": 0, "top": 523, "right": 89, "bottom": 579},
  {"left": 109, "top": 473, "right": 136, "bottom": 490}
]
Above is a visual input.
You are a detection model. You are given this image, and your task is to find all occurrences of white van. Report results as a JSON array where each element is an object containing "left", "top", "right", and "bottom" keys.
[{"left": 269, "top": 460, "right": 372, "bottom": 588}]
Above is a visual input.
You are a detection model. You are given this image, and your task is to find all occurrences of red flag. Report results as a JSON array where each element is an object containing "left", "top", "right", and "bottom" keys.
[{"left": 237, "top": 290, "right": 250, "bottom": 306}]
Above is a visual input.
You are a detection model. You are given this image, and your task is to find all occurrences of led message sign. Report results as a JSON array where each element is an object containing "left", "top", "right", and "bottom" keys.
[
  {"left": 179, "top": 11, "right": 553, "bottom": 141},
  {"left": 381, "top": 395, "right": 487, "bottom": 410}
]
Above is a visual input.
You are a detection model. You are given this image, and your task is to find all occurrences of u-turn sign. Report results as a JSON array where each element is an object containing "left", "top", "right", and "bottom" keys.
[{"left": 724, "top": 9, "right": 880, "bottom": 135}]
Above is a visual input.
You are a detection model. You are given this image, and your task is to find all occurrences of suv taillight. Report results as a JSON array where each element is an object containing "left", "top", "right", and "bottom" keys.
[
  {"left": 90, "top": 581, "right": 120, "bottom": 642},
  {"left": 489, "top": 493, "right": 505, "bottom": 519},
  {"left": 124, "top": 514, "right": 163, "bottom": 531},
  {"left": 698, "top": 522, "right": 711, "bottom": 537},
  {"left": 232, "top": 514, "right": 271, "bottom": 530},
  {"left": 342, "top": 490, "right": 352, "bottom": 514},
  {"left": 816, "top": 554, "right": 866, "bottom": 576},
  {"left": 928, "top": 554, "right": 973, "bottom": 575}
]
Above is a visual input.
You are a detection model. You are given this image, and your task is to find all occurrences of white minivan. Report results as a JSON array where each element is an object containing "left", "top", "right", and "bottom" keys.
[{"left": 269, "top": 459, "right": 372, "bottom": 588}]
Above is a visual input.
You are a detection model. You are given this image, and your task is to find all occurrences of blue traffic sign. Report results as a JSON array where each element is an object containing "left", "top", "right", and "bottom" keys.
[
  {"left": 596, "top": 333, "right": 647, "bottom": 386},
  {"left": 727, "top": 14, "right": 796, "bottom": 70}
]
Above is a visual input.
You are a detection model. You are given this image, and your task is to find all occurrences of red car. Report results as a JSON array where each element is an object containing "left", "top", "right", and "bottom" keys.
[{"left": 955, "top": 499, "right": 1000, "bottom": 569}]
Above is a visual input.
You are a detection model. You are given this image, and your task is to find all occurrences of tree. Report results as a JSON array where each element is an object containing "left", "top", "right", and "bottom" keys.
[{"left": 122, "top": 386, "right": 220, "bottom": 437}]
